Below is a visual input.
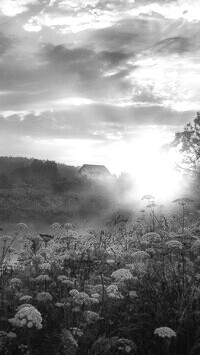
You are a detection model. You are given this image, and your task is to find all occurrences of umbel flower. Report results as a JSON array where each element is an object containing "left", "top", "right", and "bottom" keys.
[
  {"left": 10, "top": 278, "right": 22, "bottom": 287},
  {"left": 141, "top": 232, "right": 161, "bottom": 243},
  {"left": 35, "top": 274, "right": 51, "bottom": 282},
  {"left": 106, "top": 284, "right": 123, "bottom": 299},
  {"left": 39, "top": 263, "right": 51, "bottom": 270},
  {"left": 57, "top": 275, "right": 69, "bottom": 282},
  {"left": 19, "top": 295, "right": 32, "bottom": 302},
  {"left": 131, "top": 251, "right": 150, "bottom": 262},
  {"left": 191, "top": 240, "right": 200, "bottom": 255},
  {"left": 154, "top": 327, "right": 176, "bottom": 338},
  {"left": 36, "top": 292, "right": 53, "bottom": 302},
  {"left": 16, "top": 223, "right": 28, "bottom": 231},
  {"left": 166, "top": 240, "right": 184, "bottom": 250},
  {"left": 84, "top": 311, "right": 101, "bottom": 324},
  {"left": 9, "top": 306, "right": 42, "bottom": 329},
  {"left": 71, "top": 291, "right": 91, "bottom": 306},
  {"left": 111, "top": 268, "right": 133, "bottom": 282},
  {"left": 17, "top": 304, "right": 33, "bottom": 311}
]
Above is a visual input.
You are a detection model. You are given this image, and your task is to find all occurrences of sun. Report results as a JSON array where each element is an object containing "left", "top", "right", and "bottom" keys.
[{"left": 108, "top": 128, "right": 183, "bottom": 203}]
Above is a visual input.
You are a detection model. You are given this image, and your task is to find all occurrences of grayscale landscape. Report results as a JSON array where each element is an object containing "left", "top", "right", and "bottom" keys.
[{"left": 0, "top": 1, "right": 200, "bottom": 354}]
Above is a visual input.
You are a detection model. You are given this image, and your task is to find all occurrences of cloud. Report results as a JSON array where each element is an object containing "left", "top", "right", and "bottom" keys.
[
  {"left": 0, "top": 106, "right": 193, "bottom": 144},
  {"left": 0, "top": 0, "right": 38, "bottom": 17}
]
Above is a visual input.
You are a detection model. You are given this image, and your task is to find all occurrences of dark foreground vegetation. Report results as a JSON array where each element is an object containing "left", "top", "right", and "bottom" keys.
[{"left": 1, "top": 202, "right": 200, "bottom": 355}]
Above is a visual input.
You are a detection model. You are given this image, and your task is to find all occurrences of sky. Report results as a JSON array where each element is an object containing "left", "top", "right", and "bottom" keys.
[{"left": 0, "top": 0, "right": 199, "bottom": 176}]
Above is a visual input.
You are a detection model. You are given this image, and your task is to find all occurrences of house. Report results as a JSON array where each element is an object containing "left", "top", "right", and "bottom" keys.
[{"left": 79, "top": 164, "right": 110, "bottom": 179}]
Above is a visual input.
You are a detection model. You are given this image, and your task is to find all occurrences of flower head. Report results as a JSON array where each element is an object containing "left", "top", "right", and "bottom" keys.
[
  {"left": 35, "top": 274, "right": 51, "bottom": 282},
  {"left": 9, "top": 306, "right": 42, "bottom": 329},
  {"left": 142, "top": 233, "right": 161, "bottom": 243},
  {"left": 154, "top": 327, "right": 176, "bottom": 338},
  {"left": 19, "top": 295, "right": 32, "bottom": 302},
  {"left": 36, "top": 292, "right": 52, "bottom": 302},
  {"left": 111, "top": 269, "right": 133, "bottom": 282},
  {"left": 10, "top": 278, "right": 22, "bottom": 287},
  {"left": 166, "top": 240, "right": 184, "bottom": 250},
  {"left": 131, "top": 251, "right": 150, "bottom": 262}
]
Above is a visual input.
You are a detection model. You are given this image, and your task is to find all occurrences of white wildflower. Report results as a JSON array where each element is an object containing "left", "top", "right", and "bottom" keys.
[
  {"left": 166, "top": 240, "right": 183, "bottom": 250},
  {"left": 131, "top": 251, "right": 150, "bottom": 262},
  {"left": 9, "top": 306, "right": 42, "bottom": 329},
  {"left": 154, "top": 327, "right": 176, "bottom": 338},
  {"left": 39, "top": 263, "right": 51, "bottom": 271},
  {"left": 111, "top": 269, "right": 133, "bottom": 282},
  {"left": 36, "top": 292, "right": 52, "bottom": 302},
  {"left": 19, "top": 295, "right": 32, "bottom": 302},
  {"left": 35, "top": 274, "right": 51, "bottom": 282},
  {"left": 84, "top": 311, "right": 100, "bottom": 324}
]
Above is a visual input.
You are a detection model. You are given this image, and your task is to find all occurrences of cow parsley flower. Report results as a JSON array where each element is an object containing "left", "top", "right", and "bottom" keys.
[
  {"left": 106, "top": 284, "right": 119, "bottom": 294},
  {"left": 154, "top": 327, "right": 176, "bottom": 338},
  {"left": 32, "top": 254, "right": 44, "bottom": 264},
  {"left": 106, "top": 259, "right": 115, "bottom": 265},
  {"left": 19, "top": 295, "right": 32, "bottom": 302},
  {"left": 9, "top": 306, "right": 42, "bottom": 329},
  {"left": 131, "top": 251, "right": 150, "bottom": 262},
  {"left": 35, "top": 274, "right": 51, "bottom": 282},
  {"left": 111, "top": 269, "right": 133, "bottom": 282},
  {"left": 70, "top": 327, "right": 83, "bottom": 337},
  {"left": 16, "top": 223, "right": 28, "bottom": 231},
  {"left": 141, "top": 233, "right": 161, "bottom": 243},
  {"left": 57, "top": 275, "right": 68, "bottom": 282},
  {"left": 90, "top": 297, "right": 99, "bottom": 304},
  {"left": 166, "top": 240, "right": 183, "bottom": 250},
  {"left": 51, "top": 222, "right": 61, "bottom": 230},
  {"left": 129, "top": 290, "right": 138, "bottom": 298},
  {"left": 69, "top": 289, "right": 79, "bottom": 297},
  {"left": 55, "top": 302, "right": 64, "bottom": 308},
  {"left": 73, "top": 292, "right": 91, "bottom": 306},
  {"left": 191, "top": 240, "right": 200, "bottom": 254},
  {"left": 10, "top": 278, "right": 22, "bottom": 287},
  {"left": 40, "top": 263, "right": 51, "bottom": 270},
  {"left": 36, "top": 292, "right": 52, "bottom": 302},
  {"left": 17, "top": 304, "right": 33, "bottom": 311},
  {"left": 91, "top": 293, "right": 100, "bottom": 299},
  {"left": 1, "top": 235, "right": 12, "bottom": 242},
  {"left": 84, "top": 311, "right": 101, "bottom": 324}
]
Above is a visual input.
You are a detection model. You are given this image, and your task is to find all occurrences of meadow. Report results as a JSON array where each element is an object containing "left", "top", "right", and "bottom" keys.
[{"left": 1, "top": 196, "right": 200, "bottom": 355}]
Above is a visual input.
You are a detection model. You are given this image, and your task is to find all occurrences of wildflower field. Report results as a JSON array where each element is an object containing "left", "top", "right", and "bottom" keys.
[{"left": 1, "top": 197, "right": 200, "bottom": 355}]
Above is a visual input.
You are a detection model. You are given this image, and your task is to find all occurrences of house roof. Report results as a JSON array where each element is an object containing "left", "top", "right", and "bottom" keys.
[{"left": 79, "top": 164, "right": 110, "bottom": 175}]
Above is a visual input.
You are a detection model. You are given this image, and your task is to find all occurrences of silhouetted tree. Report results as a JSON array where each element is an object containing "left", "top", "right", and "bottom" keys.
[{"left": 172, "top": 112, "right": 200, "bottom": 175}]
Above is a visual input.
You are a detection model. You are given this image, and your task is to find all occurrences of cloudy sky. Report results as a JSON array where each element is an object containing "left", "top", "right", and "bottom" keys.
[{"left": 0, "top": 0, "right": 199, "bottom": 174}]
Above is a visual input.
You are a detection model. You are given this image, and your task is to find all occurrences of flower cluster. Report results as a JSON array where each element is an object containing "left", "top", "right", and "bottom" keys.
[
  {"left": 35, "top": 274, "right": 51, "bottom": 282},
  {"left": 36, "top": 292, "right": 52, "bottom": 302},
  {"left": 191, "top": 240, "right": 200, "bottom": 254},
  {"left": 131, "top": 251, "right": 150, "bottom": 262},
  {"left": 166, "top": 240, "right": 183, "bottom": 250},
  {"left": 70, "top": 289, "right": 91, "bottom": 306},
  {"left": 39, "top": 263, "right": 51, "bottom": 271},
  {"left": 154, "top": 327, "right": 176, "bottom": 338},
  {"left": 10, "top": 278, "right": 22, "bottom": 287},
  {"left": 106, "top": 284, "right": 123, "bottom": 299},
  {"left": 111, "top": 268, "right": 133, "bottom": 282},
  {"left": 141, "top": 232, "right": 161, "bottom": 243},
  {"left": 84, "top": 311, "right": 101, "bottom": 324},
  {"left": 19, "top": 295, "right": 32, "bottom": 302},
  {"left": 9, "top": 306, "right": 42, "bottom": 329}
]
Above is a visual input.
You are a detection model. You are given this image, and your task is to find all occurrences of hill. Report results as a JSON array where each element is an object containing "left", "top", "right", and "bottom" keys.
[{"left": 0, "top": 157, "right": 133, "bottom": 225}]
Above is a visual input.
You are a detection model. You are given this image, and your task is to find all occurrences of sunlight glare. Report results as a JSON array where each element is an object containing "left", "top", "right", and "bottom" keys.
[{"left": 109, "top": 129, "right": 183, "bottom": 203}]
